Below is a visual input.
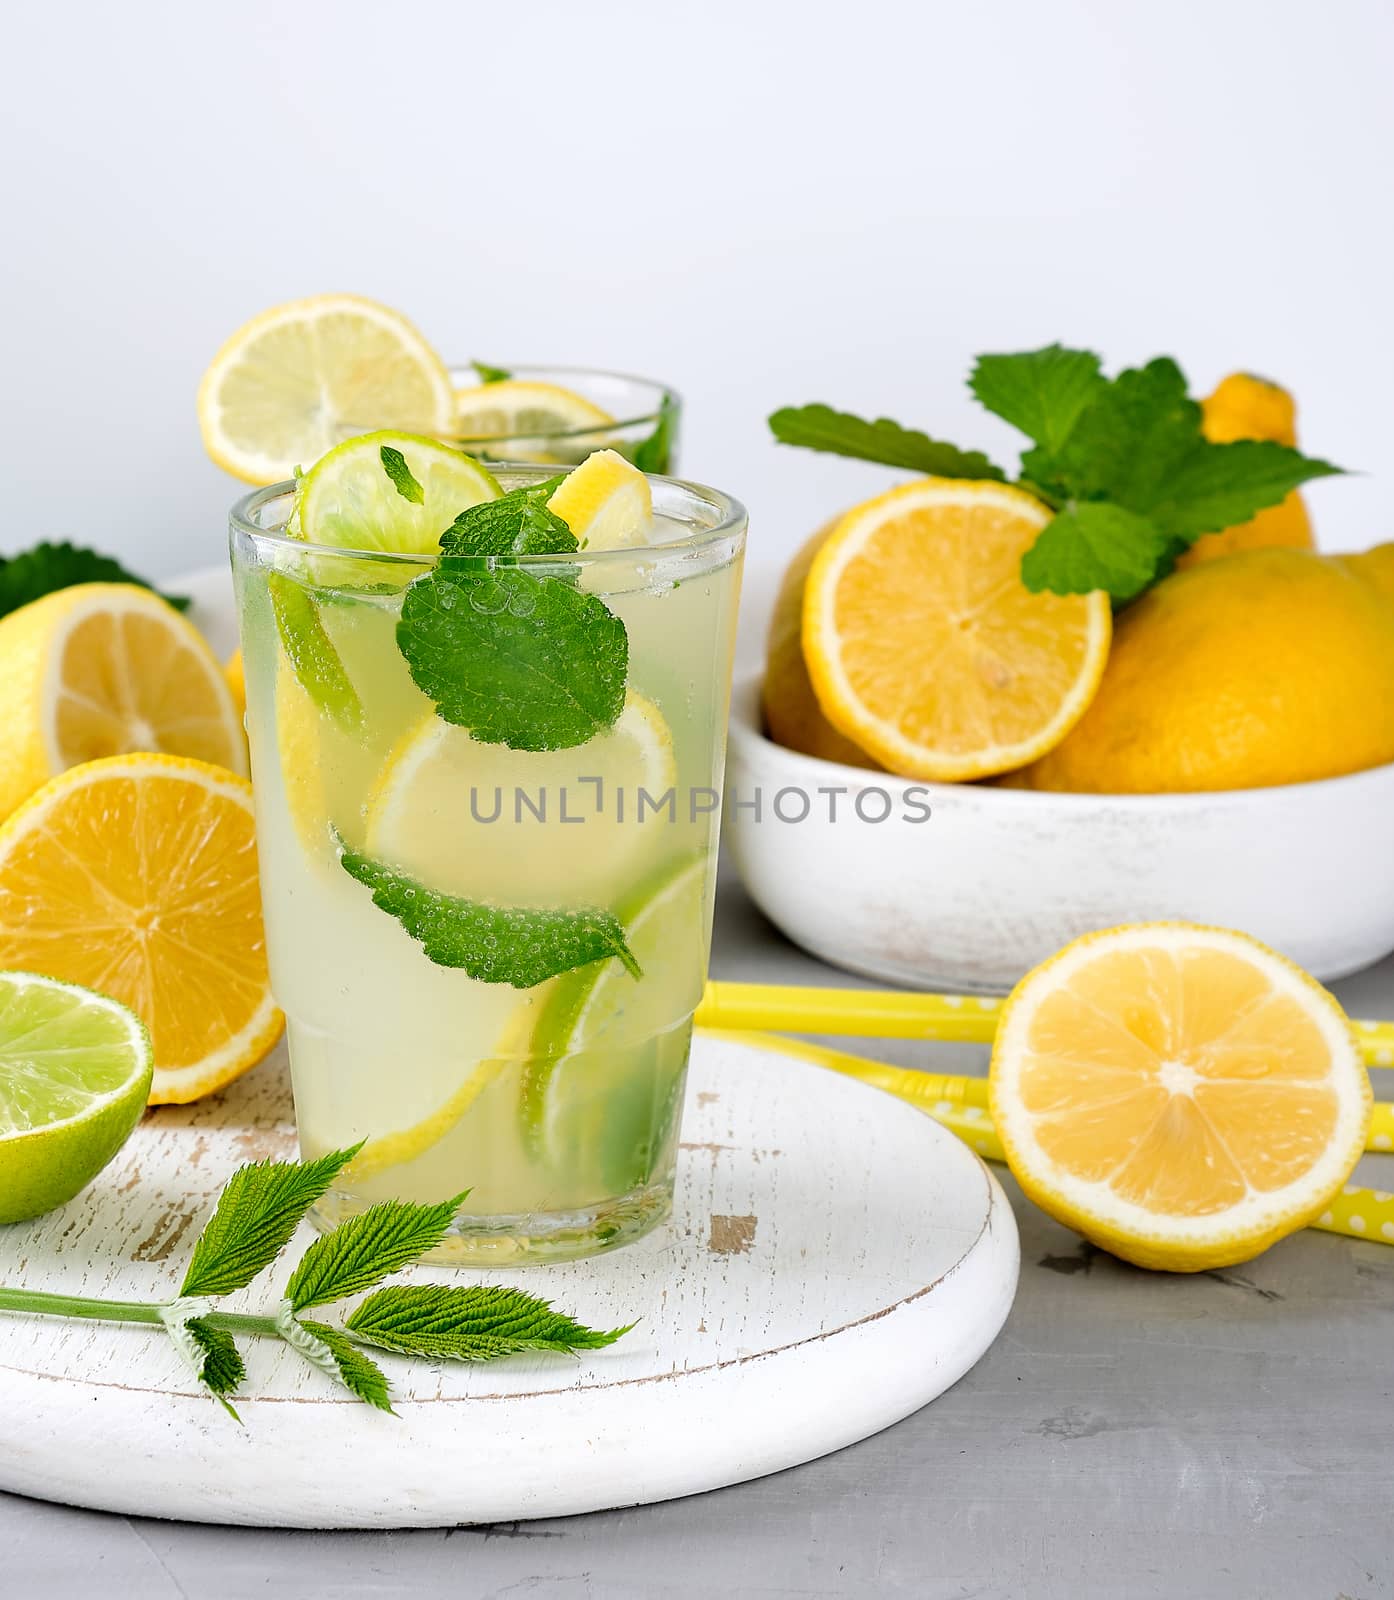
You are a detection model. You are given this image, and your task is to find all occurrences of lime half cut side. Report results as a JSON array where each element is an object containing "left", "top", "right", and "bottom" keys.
[
  {"left": 0, "top": 971, "right": 153, "bottom": 1223},
  {"left": 296, "top": 429, "right": 501, "bottom": 556},
  {"left": 520, "top": 855, "right": 710, "bottom": 1193}
]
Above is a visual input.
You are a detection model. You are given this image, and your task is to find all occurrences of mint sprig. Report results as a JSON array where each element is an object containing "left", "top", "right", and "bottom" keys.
[
  {"left": 770, "top": 345, "right": 1345, "bottom": 603},
  {"left": 470, "top": 359, "right": 512, "bottom": 384},
  {"left": 438, "top": 477, "right": 573, "bottom": 559},
  {"left": 0, "top": 1151, "right": 632, "bottom": 1420},
  {"left": 336, "top": 835, "right": 641, "bottom": 988},
  {"left": 380, "top": 444, "right": 425, "bottom": 505},
  {"left": 0, "top": 541, "right": 189, "bottom": 620},
  {"left": 632, "top": 393, "right": 677, "bottom": 475}
]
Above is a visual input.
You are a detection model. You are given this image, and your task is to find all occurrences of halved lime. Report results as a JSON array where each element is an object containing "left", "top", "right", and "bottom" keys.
[
  {"left": 296, "top": 429, "right": 501, "bottom": 555},
  {"left": 0, "top": 972, "right": 152, "bottom": 1224},
  {"left": 520, "top": 855, "right": 710, "bottom": 1192}
]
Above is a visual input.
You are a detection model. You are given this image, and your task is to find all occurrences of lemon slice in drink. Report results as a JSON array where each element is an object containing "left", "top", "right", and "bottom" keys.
[
  {"left": 453, "top": 380, "right": 615, "bottom": 463},
  {"left": 296, "top": 430, "right": 501, "bottom": 557},
  {"left": 519, "top": 855, "right": 710, "bottom": 1192},
  {"left": 0, "top": 971, "right": 153, "bottom": 1223},
  {"left": 198, "top": 295, "right": 457, "bottom": 485},
  {"left": 365, "top": 690, "right": 676, "bottom": 906},
  {"left": 548, "top": 449, "right": 653, "bottom": 549}
]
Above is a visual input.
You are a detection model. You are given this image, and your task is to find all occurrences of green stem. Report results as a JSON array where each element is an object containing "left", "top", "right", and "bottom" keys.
[{"left": 0, "top": 1286, "right": 281, "bottom": 1338}]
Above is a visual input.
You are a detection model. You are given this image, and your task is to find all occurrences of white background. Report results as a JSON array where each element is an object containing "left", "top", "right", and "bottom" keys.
[{"left": 3, "top": 0, "right": 1391, "bottom": 655}]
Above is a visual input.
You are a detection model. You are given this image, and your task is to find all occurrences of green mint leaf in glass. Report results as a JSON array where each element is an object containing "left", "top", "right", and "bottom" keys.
[
  {"left": 345, "top": 1284, "right": 632, "bottom": 1361},
  {"left": 286, "top": 1194, "right": 468, "bottom": 1311},
  {"left": 268, "top": 572, "right": 366, "bottom": 734},
  {"left": 298, "top": 1320, "right": 395, "bottom": 1412},
  {"left": 438, "top": 479, "right": 575, "bottom": 560},
  {"left": 184, "top": 1316, "right": 245, "bottom": 1420},
  {"left": 0, "top": 541, "right": 189, "bottom": 620},
  {"left": 336, "top": 836, "right": 641, "bottom": 988},
  {"left": 969, "top": 345, "right": 1106, "bottom": 453},
  {"left": 1144, "top": 438, "right": 1344, "bottom": 541},
  {"left": 1020, "top": 503, "right": 1174, "bottom": 602},
  {"left": 471, "top": 359, "right": 512, "bottom": 384},
  {"left": 397, "top": 566, "right": 627, "bottom": 751},
  {"left": 179, "top": 1146, "right": 363, "bottom": 1298},
  {"left": 379, "top": 445, "right": 425, "bottom": 505},
  {"left": 768, "top": 403, "right": 1005, "bottom": 480},
  {"left": 631, "top": 393, "right": 676, "bottom": 474}
]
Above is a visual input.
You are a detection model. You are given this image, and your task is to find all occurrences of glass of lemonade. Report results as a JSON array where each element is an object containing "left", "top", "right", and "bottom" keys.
[{"left": 230, "top": 458, "right": 744, "bottom": 1262}]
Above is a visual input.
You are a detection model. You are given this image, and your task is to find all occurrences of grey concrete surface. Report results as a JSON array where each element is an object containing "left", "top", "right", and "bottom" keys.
[{"left": 3, "top": 876, "right": 1391, "bottom": 1600}]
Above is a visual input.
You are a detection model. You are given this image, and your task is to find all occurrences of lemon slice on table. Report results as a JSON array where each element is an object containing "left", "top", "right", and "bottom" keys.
[
  {"left": 548, "top": 449, "right": 653, "bottom": 549},
  {"left": 365, "top": 690, "right": 676, "bottom": 908},
  {"left": 0, "top": 583, "right": 247, "bottom": 820},
  {"left": 520, "top": 855, "right": 710, "bottom": 1192},
  {"left": 452, "top": 379, "right": 615, "bottom": 462},
  {"left": 802, "top": 479, "right": 1111, "bottom": 780},
  {"left": 0, "top": 754, "right": 283, "bottom": 1104},
  {"left": 198, "top": 295, "right": 457, "bottom": 485},
  {"left": 989, "top": 923, "right": 1372, "bottom": 1272},
  {"left": 0, "top": 972, "right": 153, "bottom": 1223}
]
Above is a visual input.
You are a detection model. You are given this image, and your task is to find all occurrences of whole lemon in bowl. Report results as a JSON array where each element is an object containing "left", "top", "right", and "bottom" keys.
[{"left": 1018, "top": 547, "right": 1394, "bottom": 793}]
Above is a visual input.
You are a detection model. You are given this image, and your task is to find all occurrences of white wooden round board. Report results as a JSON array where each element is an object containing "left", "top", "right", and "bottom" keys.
[{"left": 0, "top": 1032, "right": 1019, "bottom": 1528}]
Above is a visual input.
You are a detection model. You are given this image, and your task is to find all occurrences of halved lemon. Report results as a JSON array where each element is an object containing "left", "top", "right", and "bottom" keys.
[
  {"left": 452, "top": 379, "right": 614, "bottom": 463},
  {"left": 802, "top": 479, "right": 1111, "bottom": 780},
  {"left": 548, "top": 449, "right": 652, "bottom": 549},
  {"left": 0, "top": 754, "right": 283, "bottom": 1104},
  {"left": 0, "top": 583, "right": 248, "bottom": 820},
  {"left": 989, "top": 923, "right": 1372, "bottom": 1271},
  {"left": 365, "top": 691, "right": 677, "bottom": 908},
  {"left": 198, "top": 294, "right": 457, "bottom": 485}
]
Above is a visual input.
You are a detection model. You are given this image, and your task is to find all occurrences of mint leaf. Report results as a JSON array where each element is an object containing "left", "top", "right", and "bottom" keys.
[
  {"left": 631, "top": 394, "right": 676, "bottom": 474},
  {"left": 1144, "top": 439, "right": 1343, "bottom": 540},
  {"left": 769, "top": 404, "right": 1005, "bottom": 480},
  {"left": 180, "top": 1146, "right": 363, "bottom": 1298},
  {"left": 268, "top": 573, "right": 365, "bottom": 734},
  {"left": 397, "top": 565, "right": 627, "bottom": 751},
  {"left": 1021, "top": 503, "right": 1173, "bottom": 601},
  {"left": 345, "top": 1284, "right": 632, "bottom": 1361},
  {"left": 337, "top": 837, "right": 641, "bottom": 988},
  {"left": 185, "top": 1317, "right": 245, "bottom": 1420},
  {"left": 379, "top": 445, "right": 425, "bottom": 505},
  {"left": 970, "top": 345, "right": 1105, "bottom": 453},
  {"left": 286, "top": 1194, "right": 468, "bottom": 1311},
  {"left": 471, "top": 359, "right": 512, "bottom": 384},
  {"left": 298, "top": 1320, "right": 394, "bottom": 1412},
  {"left": 0, "top": 542, "right": 189, "bottom": 620},
  {"left": 438, "top": 479, "right": 575, "bottom": 560}
]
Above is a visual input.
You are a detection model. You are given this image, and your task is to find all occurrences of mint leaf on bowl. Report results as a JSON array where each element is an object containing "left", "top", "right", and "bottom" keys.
[
  {"left": 0, "top": 542, "right": 189, "bottom": 620},
  {"left": 769, "top": 403, "right": 1005, "bottom": 480}
]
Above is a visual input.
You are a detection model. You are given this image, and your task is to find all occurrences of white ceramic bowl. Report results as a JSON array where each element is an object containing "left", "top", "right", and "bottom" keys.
[{"left": 723, "top": 673, "right": 1394, "bottom": 991}]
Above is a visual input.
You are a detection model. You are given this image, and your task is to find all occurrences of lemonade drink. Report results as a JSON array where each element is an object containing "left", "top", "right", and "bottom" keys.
[{"left": 231, "top": 458, "right": 744, "bottom": 1261}]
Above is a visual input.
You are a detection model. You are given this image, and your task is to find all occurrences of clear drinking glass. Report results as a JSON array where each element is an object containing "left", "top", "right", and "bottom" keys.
[
  {"left": 230, "top": 465, "right": 744, "bottom": 1262},
  {"left": 441, "top": 366, "right": 680, "bottom": 470}
]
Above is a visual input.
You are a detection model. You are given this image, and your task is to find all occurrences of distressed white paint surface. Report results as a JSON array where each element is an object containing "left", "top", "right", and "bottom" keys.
[{"left": 0, "top": 1034, "right": 1018, "bottom": 1528}]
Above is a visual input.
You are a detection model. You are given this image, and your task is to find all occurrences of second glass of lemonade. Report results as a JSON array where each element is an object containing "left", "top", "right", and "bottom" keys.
[{"left": 231, "top": 464, "right": 745, "bottom": 1262}]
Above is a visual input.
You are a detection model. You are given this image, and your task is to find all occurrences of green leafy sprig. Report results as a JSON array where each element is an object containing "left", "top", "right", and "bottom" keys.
[
  {"left": 0, "top": 1148, "right": 631, "bottom": 1421},
  {"left": 769, "top": 346, "right": 1345, "bottom": 602},
  {"left": 0, "top": 542, "right": 189, "bottom": 620}
]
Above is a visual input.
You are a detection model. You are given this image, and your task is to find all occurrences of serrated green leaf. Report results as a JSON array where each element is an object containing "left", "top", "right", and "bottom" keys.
[
  {"left": 631, "top": 394, "right": 676, "bottom": 475},
  {"left": 1144, "top": 438, "right": 1344, "bottom": 540},
  {"left": 287, "top": 1194, "right": 468, "bottom": 1311},
  {"left": 471, "top": 359, "right": 512, "bottom": 384},
  {"left": 380, "top": 445, "right": 425, "bottom": 505},
  {"left": 768, "top": 404, "right": 1005, "bottom": 480},
  {"left": 268, "top": 572, "right": 366, "bottom": 735},
  {"left": 396, "top": 565, "right": 627, "bottom": 751},
  {"left": 336, "top": 837, "right": 641, "bottom": 988},
  {"left": 345, "top": 1284, "right": 632, "bottom": 1361},
  {"left": 0, "top": 541, "right": 189, "bottom": 619},
  {"left": 1020, "top": 503, "right": 1172, "bottom": 602},
  {"left": 180, "top": 1147, "right": 363, "bottom": 1298},
  {"left": 438, "top": 479, "right": 575, "bottom": 560},
  {"left": 184, "top": 1317, "right": 245, "bottom": 1421},
  {"left": 298, "top": 1320, "right": 395, "bottom": 1412},
  {"left": 969, "top": 345, "right": 1105, "bottom": 452}
]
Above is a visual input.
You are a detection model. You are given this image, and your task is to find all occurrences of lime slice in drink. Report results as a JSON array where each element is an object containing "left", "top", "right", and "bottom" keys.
[
  {"left": 548, "top": 449, "right": 653, "bottom": 550},
  {"left": 520, "top": 855, "right": 710, "bottom": 1192},
  {"left": 296, "top": 429, "right": 501, "bottom": 556},
  {"left": 0, "top": 972, "right": 153, "bottom": 1224}
]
